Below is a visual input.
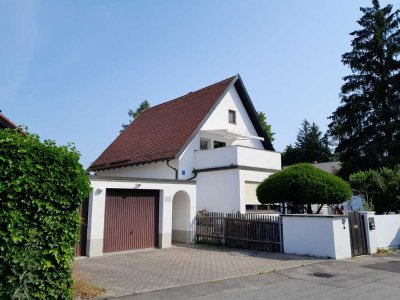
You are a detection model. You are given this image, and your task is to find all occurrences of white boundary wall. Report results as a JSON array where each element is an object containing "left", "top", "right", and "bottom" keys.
[
  {"left": 361, "top": 211, "right": 400, "bottom": 254},
  {"left": 282, "top": 215, "right": 352, "bottom": 259}
]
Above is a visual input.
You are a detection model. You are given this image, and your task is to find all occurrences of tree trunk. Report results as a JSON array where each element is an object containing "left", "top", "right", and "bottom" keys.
[
  {"left": 307, "top": 204, "right": 313, "bottom": 214},
  {"left": 315, "top": 204, "right": 324, "bottom": 214}
]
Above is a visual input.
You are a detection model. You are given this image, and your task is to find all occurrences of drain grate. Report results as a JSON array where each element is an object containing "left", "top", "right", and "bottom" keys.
[{"left": 311, "top": 272, "right": 335, "bottom": 278}]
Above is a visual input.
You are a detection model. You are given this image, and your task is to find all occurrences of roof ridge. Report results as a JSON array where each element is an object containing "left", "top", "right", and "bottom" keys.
[{"left": 141, "top": 75, "right": 236, "bottom": 114}]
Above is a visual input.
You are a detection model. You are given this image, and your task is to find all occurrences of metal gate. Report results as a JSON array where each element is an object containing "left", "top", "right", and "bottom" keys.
[
  {"left": 348, "top": 211, "right": 368, "bottom": 256},
  {"left": 103, "top": 189, "right": 159, "bottom": 253}
]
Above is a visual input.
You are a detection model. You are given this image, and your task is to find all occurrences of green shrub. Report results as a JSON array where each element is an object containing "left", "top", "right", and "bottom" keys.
[
  {"left": 0, "top": 129, "right": 90, "bottom": 299},
  {"left": 350, "top": 166, "right": 400, "bottom": 214},
  {"left": 257, "top": 163, "right": 352, "bottom": 213}
]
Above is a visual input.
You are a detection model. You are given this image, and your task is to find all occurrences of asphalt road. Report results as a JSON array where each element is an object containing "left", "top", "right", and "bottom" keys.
[{"left": 114, "top": 253, "right": 400, "bottom": 300}]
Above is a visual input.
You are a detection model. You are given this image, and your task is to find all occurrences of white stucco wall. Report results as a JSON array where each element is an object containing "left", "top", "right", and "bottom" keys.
[
  {"left": 178, "top": 85, "right": 270, "bottom": 179},
  {"left": 196, "top": 169, "right": 241, "bottom": 213},
  {"left": 172, "top": 191, "right": 190, "bottom": 231},
  {"left": 96, "top": 160, "right": 179, "bottom": 179},
  {"left": 201, "top": 86, "right": 264, "bottom": 149},
  {"left": 282, "top": 215, "right": 352, "bottom": 259},
  {"left": 178, "top": 135, "right": 199, "bottom": 180},
  {"left": 361, "top": 212, "right": 400, "bottom": 254},
  {"left": 87, "top": 177, "right": 196, "bottom": 257}
]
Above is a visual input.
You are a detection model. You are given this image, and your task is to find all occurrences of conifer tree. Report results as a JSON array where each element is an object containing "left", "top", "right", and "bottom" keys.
[
  {"left": 329, "top": 0, "right": 400, "bottom": 178},
  {"left": 282, "top": 120, "right": 334, "bottom": 166}
]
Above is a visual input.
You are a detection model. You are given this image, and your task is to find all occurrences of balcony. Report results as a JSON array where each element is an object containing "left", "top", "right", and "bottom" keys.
[{"left": 193, "top": 145, "right": 281, "bottom": 171}]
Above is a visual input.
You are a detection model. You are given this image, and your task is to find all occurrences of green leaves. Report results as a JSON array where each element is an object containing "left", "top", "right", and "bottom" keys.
[
  {"left": 282, "top": 120, "right": 335, "bottom": 166},
  {"left": 329, "top": 1, "right": 400, "bottom": 178},
  {"left": 257, "top": 163, "right": 352, "bottom": 211},
  {"left": 0, "top": 128, "right": 90, "bottom": 299},
  {"left": 350, "top": 165, "right": 400, "bottom": 214}
]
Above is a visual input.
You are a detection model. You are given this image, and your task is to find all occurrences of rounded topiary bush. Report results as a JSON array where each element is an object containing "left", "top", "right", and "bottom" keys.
[
  {"left": 0, "top": 129, "right": 90, "bottom": 299},
  {"left": 257, "top": 163, "right": 351, "bottom": 212}
]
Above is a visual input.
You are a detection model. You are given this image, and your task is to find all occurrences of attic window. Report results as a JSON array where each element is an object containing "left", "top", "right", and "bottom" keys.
[
  {"left": 200, "top": 139, "right": 209, "bottom": 150},
  {"left": 228, "top": 110, "right": 236, "bottom": 124}
]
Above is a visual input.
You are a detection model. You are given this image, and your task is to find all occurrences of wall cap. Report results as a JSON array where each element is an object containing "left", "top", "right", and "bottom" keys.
[{"left": 282, "top": 214, "right": 348, "bottom": 219}]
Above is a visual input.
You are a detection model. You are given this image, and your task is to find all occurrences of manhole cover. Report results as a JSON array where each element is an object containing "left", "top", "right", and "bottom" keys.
[{"left": 311, "top": 272, "right": 335, "bottom": 278}]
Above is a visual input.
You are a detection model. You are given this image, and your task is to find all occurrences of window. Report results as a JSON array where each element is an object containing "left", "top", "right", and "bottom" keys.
[
  {"left": 200, "top": 139, "right": 209, "bottom": 150},
  {"left": 228, "top": 110, "right": 236, "bottom": 124},
  {"left": 213, "top": 141, "right": 226, "bottom": 149}
]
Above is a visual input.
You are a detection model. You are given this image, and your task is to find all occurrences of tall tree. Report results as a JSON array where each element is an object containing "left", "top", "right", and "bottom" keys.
[
  {"left": 257, "top": 111, "right": 275, "bottom": 143},
  {"left": 121, "top": 100, "right": 150, "bottom": 131},
  {"left": 329, "top": 0, "right": 400, "bottom": 178},
  {"left": 282, "top": 120, "right": 334, "bottom": 166}
]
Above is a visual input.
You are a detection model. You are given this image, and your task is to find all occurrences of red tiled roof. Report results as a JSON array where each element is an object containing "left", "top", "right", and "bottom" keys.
[
  {"left": 89, "top": 76, "right": 237, "bottom": 171},
  {"left": 0, "top": 113, "right": 17, "bottom": 129}
]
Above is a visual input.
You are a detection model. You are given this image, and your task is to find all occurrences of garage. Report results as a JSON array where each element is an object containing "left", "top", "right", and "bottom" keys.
[{"left": 103, "top": 189, "right": 159, "bottom": 253}]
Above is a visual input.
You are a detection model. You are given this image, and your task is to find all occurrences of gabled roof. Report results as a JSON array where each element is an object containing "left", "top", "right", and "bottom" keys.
[
  {"left": 0, "top": 113, "right": 17, "bottom": 129},
  {"left": 89, "top": 75, "right": 274, "bottom": 172}
]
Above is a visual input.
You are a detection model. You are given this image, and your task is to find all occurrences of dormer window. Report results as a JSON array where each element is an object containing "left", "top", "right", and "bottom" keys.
[{"left": 228, "top": 110, "right": 236, "bottom": 124}]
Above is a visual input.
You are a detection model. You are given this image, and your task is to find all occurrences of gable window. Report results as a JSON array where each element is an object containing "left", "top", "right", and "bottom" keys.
[
  {"left": 213, "top": 141, "right": 226, "bottom": 149},
  {"left": 228, "top": 110, "right": 236, "bottom": 124},
  {"left": 200, "top": 139, "right": 209, "bottom": 150}
]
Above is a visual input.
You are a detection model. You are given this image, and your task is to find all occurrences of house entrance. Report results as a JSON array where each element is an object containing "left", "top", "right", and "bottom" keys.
[{"left": 172, "top": 190, "right": 191, "bottom": 243}]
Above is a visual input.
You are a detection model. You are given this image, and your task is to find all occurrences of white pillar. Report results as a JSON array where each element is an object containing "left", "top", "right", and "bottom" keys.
[
  {"left": 86, "top": 187, "right": 106, "bottom": 257},
  {"left": 159, "top": 192, "right": 172, "bottom": 248},
  {"left": 360, "top": 211, "right": 377, "bottom": 254}
]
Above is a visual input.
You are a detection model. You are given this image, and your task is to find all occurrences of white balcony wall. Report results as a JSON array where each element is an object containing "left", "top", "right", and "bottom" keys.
[
  {"left": 236, "top": 146, "right": 281, "bottom": 170},
  {"left": 194, "top": 145, "right": 281, "bottom": 170}
]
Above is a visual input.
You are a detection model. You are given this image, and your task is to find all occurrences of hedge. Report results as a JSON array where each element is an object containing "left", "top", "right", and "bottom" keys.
[
  {"left": 0, "top": 129, "right": 90, "bottom": 299},
  {"left": 257, "top": 163, "right": 352, "bottom": 212}
]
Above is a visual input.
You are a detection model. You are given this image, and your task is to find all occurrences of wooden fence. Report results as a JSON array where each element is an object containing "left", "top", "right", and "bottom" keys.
[{"left": 196, "top": 212, "right": 283, "bottom": 252}]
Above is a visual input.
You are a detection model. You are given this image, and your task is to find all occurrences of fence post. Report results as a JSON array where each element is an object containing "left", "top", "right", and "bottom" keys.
[
  {"left": 222, "top": 214, "right": 226, "bottom": 248},
  {"left": 279, "top": 216, "right": 284, "bottom": 253}
]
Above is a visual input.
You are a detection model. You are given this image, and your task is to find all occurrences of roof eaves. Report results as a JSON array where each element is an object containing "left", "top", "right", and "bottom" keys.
[
  {"left": 89, "top": 156, "right": 176, "bottom": 172},
  {"left": 0, "top": 114, "right": 17, "bottom": 129},
  {"left": 234, "top": 75, "right": 274, "bottom": 151}
]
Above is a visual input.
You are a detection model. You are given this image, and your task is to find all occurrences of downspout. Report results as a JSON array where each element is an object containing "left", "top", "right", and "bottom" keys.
[
  {"left": 188, "top": 169, "right": 198, "bottom": 180},
  {"left": 166, "top": 159, "right": 178, "bottom": 180}
]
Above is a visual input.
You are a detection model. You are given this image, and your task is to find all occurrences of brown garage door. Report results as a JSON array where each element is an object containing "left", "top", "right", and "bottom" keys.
[{"left": 103, "top": 189, "right": 159, "bottom": 253}]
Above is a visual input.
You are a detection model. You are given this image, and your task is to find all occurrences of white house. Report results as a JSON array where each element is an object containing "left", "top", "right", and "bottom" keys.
[{"left": 84, "top": 75, "right": 281, "bottom": 256}]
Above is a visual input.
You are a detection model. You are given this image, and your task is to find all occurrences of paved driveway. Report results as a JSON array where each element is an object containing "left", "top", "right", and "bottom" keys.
[
  {"left": 73, "top": 244, "right": 321, "bottom": 298},
  {"left": 121, "top": 252, "right": 400, "bottom": 300}
]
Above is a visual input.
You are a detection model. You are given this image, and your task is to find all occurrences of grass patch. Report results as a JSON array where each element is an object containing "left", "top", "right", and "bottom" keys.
[
  {"left": 376, "top": 247, "right": 399, "bottom": 256},
  {"left": 73, "top": 269, "right": 106, "bottom": 299}
]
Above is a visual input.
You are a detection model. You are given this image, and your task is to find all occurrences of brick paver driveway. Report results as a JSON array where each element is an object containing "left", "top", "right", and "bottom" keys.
[{"left": 73, "top": 244, "right": 322, "bottom": 298}]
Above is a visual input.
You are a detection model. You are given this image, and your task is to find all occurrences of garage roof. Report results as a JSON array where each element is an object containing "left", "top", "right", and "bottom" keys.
[
  {"left": 89, "top": 75, "right": 273, "bottom": 172},
  {"left": 0, "top": 113, "right": 17, "bottom": 129}
]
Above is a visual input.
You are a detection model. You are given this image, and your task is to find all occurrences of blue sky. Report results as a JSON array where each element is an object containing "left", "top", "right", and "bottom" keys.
[{"left": 1, "top": 0, "right": 397, "bottom": 168}]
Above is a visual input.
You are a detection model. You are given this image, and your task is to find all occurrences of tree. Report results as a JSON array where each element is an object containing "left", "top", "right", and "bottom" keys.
[
  {"left": 329, "top": 0, "right": 400, "bottom": 178},
  {"left": 350, "top": 166, "right": 400, "bottom": 214},
  {"left": 282, "top": 120, "right": 335, "bottom": 166},
  {"left": 257, "top": 163, "right": 352, "bottom": 214},
  {"left": 121, "top": 100, "right": 150, "bottom": 131},
  {"left": 257, "top": 111, "right": 275, "bottom": 143}
]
